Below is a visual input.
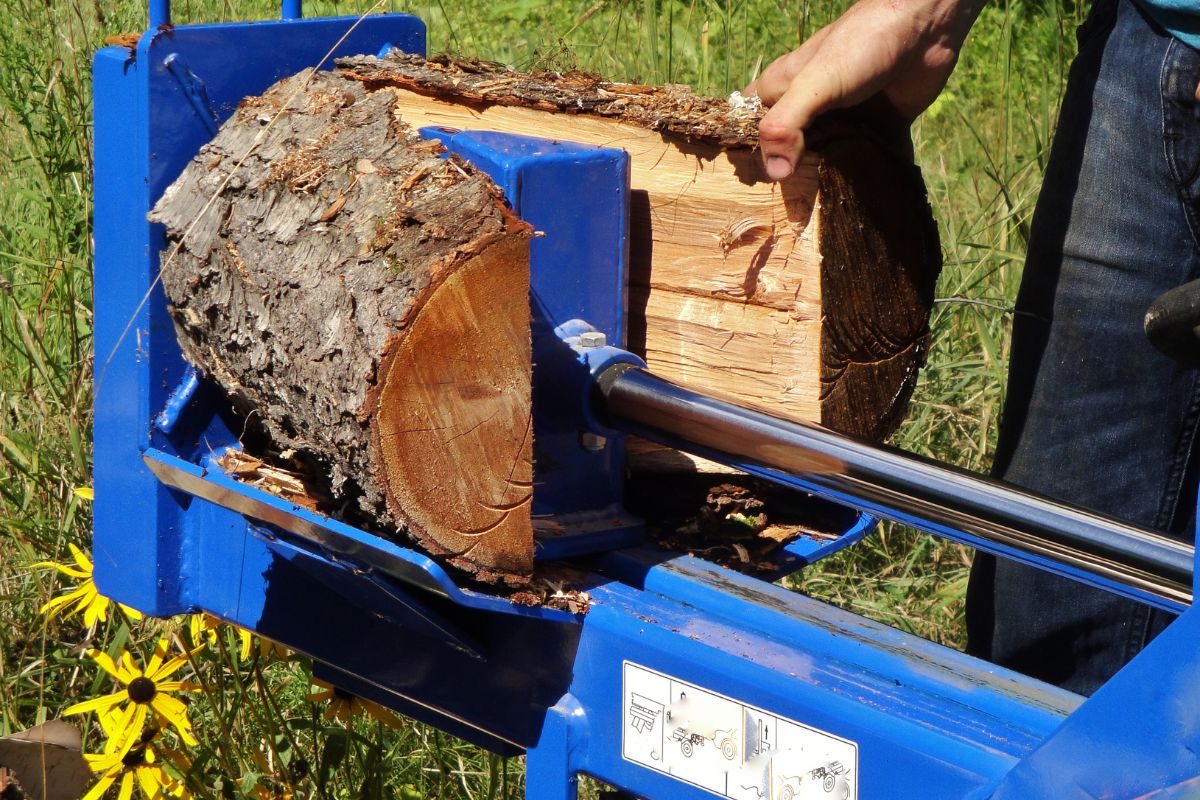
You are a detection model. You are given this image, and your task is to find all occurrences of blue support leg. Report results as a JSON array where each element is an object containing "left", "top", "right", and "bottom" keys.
[
  {"left": 526, "top": 695, "right": 585, "bottom": 800},
  {"left": 985, "top": 604, "right": 1200, "bottom": 797}
]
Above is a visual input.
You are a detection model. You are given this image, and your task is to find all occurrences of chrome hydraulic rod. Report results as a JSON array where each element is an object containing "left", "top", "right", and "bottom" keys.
[{"left": 596, "top": 365, "right": 1195, "bottom": 611}]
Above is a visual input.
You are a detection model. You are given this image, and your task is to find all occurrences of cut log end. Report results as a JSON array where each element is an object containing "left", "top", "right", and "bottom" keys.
[
  {"left": 373, "top": 236, "right": 534, "bottom": 579},
  {"left": 814, "top": 127, "right": 941, "bottom": 441}
]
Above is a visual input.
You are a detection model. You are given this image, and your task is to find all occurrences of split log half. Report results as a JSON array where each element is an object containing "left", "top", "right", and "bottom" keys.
[
  {"left": 152, "top": 69, "right": 534, "bottom": 584},
  {"left": 340, "top": 53, "right": 942, "bottom": 457}
]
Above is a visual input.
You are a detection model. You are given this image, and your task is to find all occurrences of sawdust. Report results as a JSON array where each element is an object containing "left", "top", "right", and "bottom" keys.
[
  {"left": 263, "top": 127, "right": 339, "bottom": 193},
  {"left": 215, "top": 448, "right": 320, "bottom": 511},
  {"left": 212, "top": 450, "right": 849, "bottom": 604},
  {"left": 626, "top": 474, "right": 851, "bottom": 576},
  {"left": 508, "top": 574, "right": 592, "bottom": 614},
  {"left": 213, "top": 445, "right": 850, "bottom": 598},
  {"left": 234, "top": 91, "right": 285, "bottom": 124}
]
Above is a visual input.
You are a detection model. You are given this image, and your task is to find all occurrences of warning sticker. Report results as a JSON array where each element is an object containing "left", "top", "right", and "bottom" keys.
[{"left": 622, "top": 662, "right": 857, "bottom": 800}]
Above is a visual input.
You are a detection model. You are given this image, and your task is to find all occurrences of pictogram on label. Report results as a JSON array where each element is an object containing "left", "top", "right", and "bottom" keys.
[{"left": 622, "top": 662, "right": 857, "bottom": 800}]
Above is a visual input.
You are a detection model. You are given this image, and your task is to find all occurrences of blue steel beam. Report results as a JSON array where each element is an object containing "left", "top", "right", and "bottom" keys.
[{"left": 985, "top": 605, "right": 1200, "bottom": 798}]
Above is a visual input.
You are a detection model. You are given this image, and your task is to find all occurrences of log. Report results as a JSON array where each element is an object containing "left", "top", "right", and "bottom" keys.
[
  {"left": 151, "top": 69, "right": 535, "bottom": 584},
  {"left": 151, "top": 55, "right": 940, "bottom": 583}
]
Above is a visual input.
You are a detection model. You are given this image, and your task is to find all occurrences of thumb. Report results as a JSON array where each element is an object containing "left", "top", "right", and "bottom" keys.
[{"left": 757, "top": 67, "right": 841, "bottom": 180}]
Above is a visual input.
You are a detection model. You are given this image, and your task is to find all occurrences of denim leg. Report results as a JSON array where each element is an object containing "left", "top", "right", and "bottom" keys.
[{"left": 964, "top": 0, "right": 1200, "bottom": 695}]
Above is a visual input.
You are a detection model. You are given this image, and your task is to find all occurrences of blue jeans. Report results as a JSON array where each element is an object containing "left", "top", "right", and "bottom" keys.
[{"left": 965, "top": 0, "right": 1200, "bottom": 695}]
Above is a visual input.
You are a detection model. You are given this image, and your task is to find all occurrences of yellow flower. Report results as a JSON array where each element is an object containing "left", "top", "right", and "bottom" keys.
[
  {"left": 34, "top": 544, "right": 143, "bottom": 627},
  {"left": 83, "top": 709, "right": 191, "bottom": 800},
  {"left": 64, "top": 639, "right": 199, "bottom": 747},
  {"left": 257, "top": 635, "right": 290, "bottom": 662},
  {"left": 250, "top": 782, "right": 295, "bottom": 800},
  {"left": 188, "top": 614, "right": 253, "bottom": 662},
  {"left": 307, "top": 679, "right": 402, "bottom": 728},
  {"left": 248, "top": 750, "right": 297, "bottom": 800}
]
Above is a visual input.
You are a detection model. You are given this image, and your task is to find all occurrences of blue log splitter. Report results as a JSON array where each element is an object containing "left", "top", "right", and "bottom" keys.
[{"left": 92, "top": 5, "right": 1200, "bottom": 798}]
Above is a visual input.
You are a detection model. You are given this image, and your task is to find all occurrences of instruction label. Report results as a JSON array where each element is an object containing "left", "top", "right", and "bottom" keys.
[{"left": 622, "top": 662, "right": 857, "bottom": 800}]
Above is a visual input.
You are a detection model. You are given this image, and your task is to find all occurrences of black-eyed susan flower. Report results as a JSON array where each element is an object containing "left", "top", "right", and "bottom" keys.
[
  {"left": 188, "top": 613, "right": 253, "bottom": 662},
  {"left": 83, "top": 708, "right": 191, "bottom": 800},
  {"left": 250, "top": 782, "right": 295, "bottom": 800},
  {"left": 34, "top": 543, "right": 143, "bottom": 627},
  {"left": 256, "top": 635, "right": 290, "bottom": 662},
  {"left": 64, "top": 638, "right": 199, "bottom": 747},
  {"left": 306, "top": 679, "right": 402, "bottom": 728},
  {"left": 248, "top": 750, "right": 298, "bottom": 800}
]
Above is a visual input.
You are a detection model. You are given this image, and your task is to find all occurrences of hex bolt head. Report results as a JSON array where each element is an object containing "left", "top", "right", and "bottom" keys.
[
  {"left": 580, "top": 432, "right": 608, "bottom": 452},
  {"left": 578, "top": 331, "right": 607, "bottom": 348}
]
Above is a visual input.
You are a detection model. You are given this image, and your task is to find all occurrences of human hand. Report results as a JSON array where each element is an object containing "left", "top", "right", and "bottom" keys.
[{"left": 747, "top": 0, "right": 985, "bottom": 179}]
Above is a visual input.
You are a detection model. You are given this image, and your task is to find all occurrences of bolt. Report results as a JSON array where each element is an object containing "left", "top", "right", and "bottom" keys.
[
  {"left": 580, "top": 432, "right": 607, "bottom": 452},
  {"left": 578, "top": 331, "right": 607, "bottom": 348}
]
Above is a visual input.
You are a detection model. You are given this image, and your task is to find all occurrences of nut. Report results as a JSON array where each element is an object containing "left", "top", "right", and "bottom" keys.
[
  {"left": 579, "top": 432, "right": 607, "bottom": 452},
  {"left": 578, "top": 331, "right": 607, "bottom": 348}
]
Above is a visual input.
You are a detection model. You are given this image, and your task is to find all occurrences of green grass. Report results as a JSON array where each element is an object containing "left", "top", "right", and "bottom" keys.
[{"left": 0, "top": 0, "right": 1077, "bottom": 795}]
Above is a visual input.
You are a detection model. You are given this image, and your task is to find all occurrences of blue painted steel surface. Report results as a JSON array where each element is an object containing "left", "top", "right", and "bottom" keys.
[
  {"left": 136, "top": 446, "right": 584, "bottom": 752},
  {"left": 154, "top": 366, "right": 199, "bottom": 434},
  {"left": 777, "top": 510, "right": 874, "bottom": 570},
  {"left": 555, "top": 322, "right": 647, "bottom": 437},
  {"left": 520, "top": 549, "right": 1080, "bottom": 800},
  {"left": 163, "top": 54, "right": 220, "bottom": 136},
  {"left": 149, "top": 0, "right": 169, "bottom": 27},
  {"left": 985, "top": 604, "right": 1200, "bottom": 798},
  {"left": 149, "top": 1, "right": 306, "bottom": 28}
]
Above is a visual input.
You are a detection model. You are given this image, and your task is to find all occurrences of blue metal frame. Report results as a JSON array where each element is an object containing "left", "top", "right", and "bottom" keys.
[
  {"left": 92, "top": 5, "right": 1200, "bottom": 799},
  {"left": 536, "top": 550, "right": 1081, "bottom": 800}
]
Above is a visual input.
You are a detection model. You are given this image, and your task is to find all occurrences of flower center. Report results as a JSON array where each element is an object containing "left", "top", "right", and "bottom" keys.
[
  {"left": 127, "top": 676, "right": 157, "bottom": 703},
  {"left": 122, "top": 745, "right": 147, "bottom": 768}
]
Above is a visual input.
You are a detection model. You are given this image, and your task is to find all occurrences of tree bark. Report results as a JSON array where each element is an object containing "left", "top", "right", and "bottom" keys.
[{"left": 151, "top": 69, "right": 534, "bottom": 584}]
